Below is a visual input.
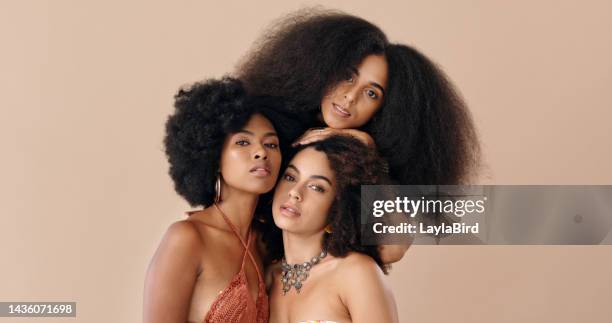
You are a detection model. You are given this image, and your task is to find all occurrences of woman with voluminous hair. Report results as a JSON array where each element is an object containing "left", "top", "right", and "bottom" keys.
[
  {"left": 238, "top": 8, "right": 480, "bottom": 187},
  {"left": 267, "top": 135, "right": 398, "bottom": 323},
  {"left": 144, "top": 77, "right": 295, "bottom": 323}
]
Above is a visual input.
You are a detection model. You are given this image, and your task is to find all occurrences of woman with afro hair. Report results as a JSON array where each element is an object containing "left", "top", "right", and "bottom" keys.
[
  {"left": 144, "top": 76, "right": 420, "bottom": 322},
  {"left": 238, "top": 8, "right": 480, "bottom": 187},
  {"left": 144, "top": 77, "right": 299, "bottom": 323},
  {"left": 267, "top": 135, "right": 398, "bottom": 323}
]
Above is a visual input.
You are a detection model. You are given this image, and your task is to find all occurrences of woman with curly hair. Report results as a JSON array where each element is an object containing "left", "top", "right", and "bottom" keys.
[
  {"left": 238, "top": 9, "right": 480, "bottom": 186},
  {"left": 143, "top": 77, "right": 297, "bottom": 323},
  {"left": 267, "top": 135, "right": 398, "bottom": 323}
]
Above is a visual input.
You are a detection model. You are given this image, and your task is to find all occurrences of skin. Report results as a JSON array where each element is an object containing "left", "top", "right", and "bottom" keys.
[
  {"left": 143, "top": 114, "right": 281, "bottom": 323},
  {"left": 269, "top": 148, "right": 398, "bottom": 323},
  {"left": 321, "top": 54, "right": 388, "bottom": 130},
  {"left": 296, "top": 54, "right": 388, "bottom": 148},
  {"left": 295, "top": 54, "right": 410, "bottom": 264}
]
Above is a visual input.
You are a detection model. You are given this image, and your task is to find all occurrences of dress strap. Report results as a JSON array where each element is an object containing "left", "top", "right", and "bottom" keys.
[{"left": 213, "top": 204, "right": 265, "bottom": 284}]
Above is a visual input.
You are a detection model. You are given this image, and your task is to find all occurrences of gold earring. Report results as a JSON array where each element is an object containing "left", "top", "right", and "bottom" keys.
[
  {"left": 324, "top": 224, "right": 333, "bottom": 234},
  {"left": 214, "top": 174, "right": 222, "bottom": 203}
]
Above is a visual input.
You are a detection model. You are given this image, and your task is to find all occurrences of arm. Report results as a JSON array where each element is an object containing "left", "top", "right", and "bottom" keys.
[
  {"left": 143, "top": 221, "right": 202, "bottom": 323},
  {"left": 339, "top": 254, "right": 399, "bottom": 323}
]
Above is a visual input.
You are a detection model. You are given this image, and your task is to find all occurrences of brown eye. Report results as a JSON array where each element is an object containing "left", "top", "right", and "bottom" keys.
[
  {"left": 283, "top": 173, "right": 296, "bottom": 182},
  {"left": 308, "top": 184, "right": 325, "bottom": 193},
  {"left": 235, "top": 140, "right": 250, "bottom": 146},
  {"left": 366, "top": 89, "right": 378, "bottom": 99}
]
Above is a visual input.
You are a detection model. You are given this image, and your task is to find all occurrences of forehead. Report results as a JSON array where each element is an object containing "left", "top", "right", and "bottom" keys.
[
  {"left": 290, "top": 148, "right": 335, "bottom": 179},
  {"left": 356, "top": 54, "right": 388, "bottom": 88},
  {"left": 242, "top": 113, "right": 275, "bottom": 132}
]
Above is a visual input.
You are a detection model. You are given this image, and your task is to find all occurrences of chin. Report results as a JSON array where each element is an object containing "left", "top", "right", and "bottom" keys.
[
  {"left": 242, "top": 182, "right": 276, "bottom": 194},
  {"left": 322, "top": 113, "right": 347, "bottom": 129},
  {"left": 271, "top": 214, "right": 294, "bottom": 231}
]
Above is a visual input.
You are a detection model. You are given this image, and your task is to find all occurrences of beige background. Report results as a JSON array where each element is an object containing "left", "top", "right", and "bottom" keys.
[{"left": 1, "top": 1, "right": 611, "bottom": 322}]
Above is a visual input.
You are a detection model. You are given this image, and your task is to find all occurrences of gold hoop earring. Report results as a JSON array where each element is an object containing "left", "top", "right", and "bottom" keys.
[{"left": 214, "top": 174, "right": 222, "bottom": 203}]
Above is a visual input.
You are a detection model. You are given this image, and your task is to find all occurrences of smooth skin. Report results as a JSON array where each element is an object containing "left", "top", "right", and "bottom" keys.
[
  {"left": 294, "top": 54, "right": 410, "bottom": 264},
  {"left": 143, "top": 114, "right": 281, "bottom": 323},
  {"left": 295, "top": 54, "right": 387, "bottom": 148},
  {"left": 269, "top": 147, "right": 398, "bottom": 323}
]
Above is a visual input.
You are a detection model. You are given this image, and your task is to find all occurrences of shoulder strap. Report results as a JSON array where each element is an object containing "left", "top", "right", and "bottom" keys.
[{"left": 213, "top": 204, "right": 265, "bottom": 284}]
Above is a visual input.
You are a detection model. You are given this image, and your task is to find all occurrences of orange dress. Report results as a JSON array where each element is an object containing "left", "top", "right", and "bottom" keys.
[{"left": 198, "top": 204, "right": 269, "bottom": 323}]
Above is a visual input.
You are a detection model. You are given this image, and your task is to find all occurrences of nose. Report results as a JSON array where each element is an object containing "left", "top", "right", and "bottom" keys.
[
  {"left": 288, "top": 186, "right": 302, "bottom": 202},
  {"left": 344, "top": 86, "right": 358, "bottom": 104},
  {"left": 253, "top": 143, "right": 268, "bottom": 160}
]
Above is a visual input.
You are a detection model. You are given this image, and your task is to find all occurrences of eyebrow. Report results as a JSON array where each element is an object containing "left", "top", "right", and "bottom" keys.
[
  {"left": 369, "top": 82, "right": 385, "bottom": 96},
  {"left": 350, "top": 67, "right": 386, "bottom": 96},
  {"left": 236, "top": 130, "right": 278, "bottom": 138},
  {"left": 287, "top": 164, "right": 333, "bottom": 185}
]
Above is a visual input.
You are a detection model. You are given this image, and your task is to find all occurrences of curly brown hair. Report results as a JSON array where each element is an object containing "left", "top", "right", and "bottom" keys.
[
  {"left": 237, "top": 8, "right": 480, "bottom": 186},
  {"left": 164, "top": 77, "right": 301, "bottom": 208},
  {"left": 263, "top": 135, "right": 388, "bottom": 272},
  {"left": 237, "top": 8, "right": 386, "bottom": 127}
]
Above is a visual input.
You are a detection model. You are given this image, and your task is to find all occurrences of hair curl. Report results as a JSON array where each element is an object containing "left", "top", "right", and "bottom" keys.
[
  {"left": 237, "top": 8, "right": 480, "bottom": 185},
  {"left": 164, "top": 77, "right": 299, "bottom": 207},
  {"left": 364, "top": 43, "right": 480, "bottom": 184},
  {"left": 237, "top": 8, "right": 387, "bottom": 128},
  {"left": 264, "top": 135, "right": 388, "bottom": 272}
]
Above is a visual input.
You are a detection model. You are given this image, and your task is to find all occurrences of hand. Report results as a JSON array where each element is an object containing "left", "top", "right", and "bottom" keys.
[{"left": 292, "top": 127, "right": 376, "bottom": 147}]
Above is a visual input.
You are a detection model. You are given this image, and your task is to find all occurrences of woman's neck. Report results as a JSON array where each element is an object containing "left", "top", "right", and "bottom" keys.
[
  {"left": 214, "top": 187, "right": 259, "bottom": 241},
  {"left": 282, "top": 231, "right": 326, "bottom": 264}
]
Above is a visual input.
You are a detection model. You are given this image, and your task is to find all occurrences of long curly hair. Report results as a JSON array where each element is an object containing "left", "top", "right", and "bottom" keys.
[
  {"left": 164, "top": 77, "right": 300, "bottom": 207},
  {"left": 365, "top": 43, "right": 480, "bottom": 185},
  {"left": 237, "top": 8, "right": 480, "bottom": 185},
  {"left": 237, "top": 8, "right": 387, "bottom": 127},
  {"left": 264, "top": 135, "right": 388, "bottom": 272}
]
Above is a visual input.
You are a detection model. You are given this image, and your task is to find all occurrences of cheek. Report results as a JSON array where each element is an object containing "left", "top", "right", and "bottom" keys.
[
  {"left": 320, "top": 94, "right": 331, "bottom": 110},
  {"left": 356, "top": 101, "right": 382, "bottom": 122},
  {"left": 271, "top": 182, "right": 290, "bottom": 222},
  {"left": 304, "top": 193, "right": 334, "bottom": 223},
  {"left": 271, "top": 150, "right": 282, "bottom": 169},
  {"left": 221, "top": 148, "right": 247, "bottom": 168},
  {"left": 324, "top": 83, "right": 347, "bottom": 101},
  {"left": 273, "top": 180, "right": 289, "bottom": 201},
  {"left": 320, "top": 196, "right": 335, "bottom": 216},
  {"left": 219, "top": 149, "right": 251, "bottom": 183}
]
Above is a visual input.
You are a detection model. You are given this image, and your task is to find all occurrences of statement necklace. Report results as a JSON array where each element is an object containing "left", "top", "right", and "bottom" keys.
[{"left": 281, "top": 249, "right": 327, "bottom": 295}]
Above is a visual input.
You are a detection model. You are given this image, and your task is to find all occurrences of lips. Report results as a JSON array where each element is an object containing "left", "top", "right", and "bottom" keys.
[
  {"left": 249, "top": 164, "right": 271, "bottom": 177},
  {"left": 332, "top": 103, "right": 351, "bottom": 118},
  {"left": 279, "top": 202, "right": 301, "bottom": 217}
]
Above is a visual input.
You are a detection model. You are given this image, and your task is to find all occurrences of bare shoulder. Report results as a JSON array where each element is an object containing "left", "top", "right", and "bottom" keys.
[
  {"left": 144, "top": 220, "right": 204, "bottom": 322},
  {"left": 159, "top": 220, "right": 203, "bottom": 254},
  {"left": 335, "top": 253, "right": 398, "bottom": 322},
  {"left": 335, "top": 252, "right": 386, "bottom": 294},
  {"left": 336, "top": 252, "right": 383, "bottom": 277}
]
